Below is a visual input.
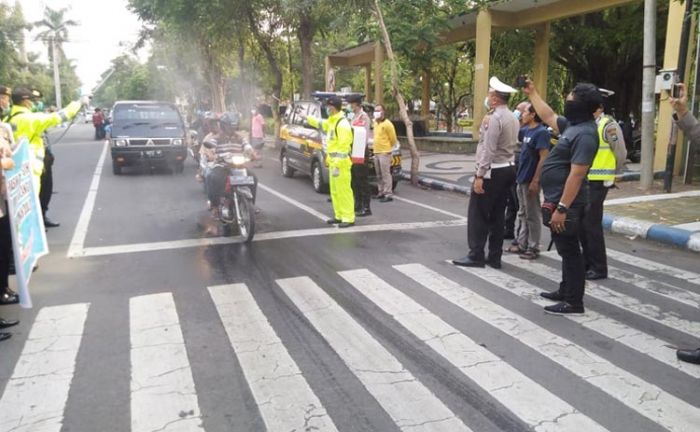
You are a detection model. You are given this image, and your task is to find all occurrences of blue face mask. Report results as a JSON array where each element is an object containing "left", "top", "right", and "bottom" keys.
[
  {"left": 32, "top": 101, "right": 44, "bottom": 112},
  {"left": 513, "top": 110, "right": 522, "bottom": 121},
  {"left": 484, "top": 97, "right": 490, "bottom": 111}
]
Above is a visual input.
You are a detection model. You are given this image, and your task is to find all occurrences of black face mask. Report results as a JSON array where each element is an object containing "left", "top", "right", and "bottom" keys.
[{"left": 563, "top": 100, "right": 593, "bottom": 124}]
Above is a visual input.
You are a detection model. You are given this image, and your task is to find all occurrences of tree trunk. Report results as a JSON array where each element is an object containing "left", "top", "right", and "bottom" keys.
[
  {"left": 51, "top": 37, "right": 62, "bottom": 109},
  {"left": 372, "top": 0, "right": 420, "bottom": 185},
  {"left": 203, "top": 43, "right": 226, "bottom": 112},
  {"left": 297, "top": 12, "right": 314, "bottom": 99}
]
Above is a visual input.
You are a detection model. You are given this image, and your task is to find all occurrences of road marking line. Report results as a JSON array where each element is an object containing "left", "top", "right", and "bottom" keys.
[
  {"left": 604, "top": 190, "right": 700, "bottom": 206},
  {"left": 67, "top": 141, "right": 109, "bottom": 258},
  {"left": 605, "top": 249, "right": 700, "bottom": 286},
  {"left": 503, "top": 256, "right": 700, "bottom": 338},
  {"left": 258, "top": 182, "right": 329, "bottom": 221},
  {"left": 453, "top": 264, "right": 700, "bottom": 379},
  {"left": 75, "top": 219, "right": 467, "bottom": 257},
  {"left": 277, "top": 276, "right": 473, "bottom": 432},
  {"left": 130, "top": 293, "right": 202, "bottom": 432},
  {"left": 541, "top": 251, "right": 700, "bottom": 309},
  {"left": 339, "top": 269, "right": 609, "bottom": 431},
  {"left": 391, "top": 195, "right": 466, "bottom": 220},
  {"left": 0, "top": 303, "right": 89, "bottom": 432},
  {"left": 396, "top": 264, "right": 700, "bottom": 432},
  {"left": 208, "top": 284, "right": 338, "bottom": 431}
]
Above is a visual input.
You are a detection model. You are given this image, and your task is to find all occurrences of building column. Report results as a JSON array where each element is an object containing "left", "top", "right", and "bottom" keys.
[
  {"left": 472, "top": 9, "right": 492, "bottom": 139},
  {"left": 421, "top": 70, "right": 431, "bottom": 118},
  {"left": 374, "top": 42, "right": 384, "bottom": 105},
  {"left": 655, "top": 0, "right": 688, "bottom": 172},
  {"left": 365, "top": 65, "right": 372, "bottom": 100},
  {"left": 533, "top": 22, "right": 550, "bottom": 95}
]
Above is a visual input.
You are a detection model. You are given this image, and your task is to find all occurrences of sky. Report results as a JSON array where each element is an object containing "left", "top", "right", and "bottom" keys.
[{"left": 18, "top": 0, "right": 145, "bottom": 94}]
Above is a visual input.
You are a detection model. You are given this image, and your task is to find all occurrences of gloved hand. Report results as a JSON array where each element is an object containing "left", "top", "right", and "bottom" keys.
[{"left": 80, "top": 95, "right": 91, "bottom": 107}]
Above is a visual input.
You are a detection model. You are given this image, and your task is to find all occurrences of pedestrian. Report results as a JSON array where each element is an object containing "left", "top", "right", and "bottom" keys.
[
  {"left": 92, "top": 107, "right": 104, "bottom": 140},
  {"left": 504, "top": 102, "right": 529, "bottom": 240},
  {"left": 250, "top": 108, "right": 265, "bottom": 168},
  {"left": 348, "top": 94, "right": 372, "bottom": 217},
  {"left": 372, "top": 104, "right": 397, "bottom": 202},
  {"left": 524, "top": 79, "right": 603, "bottom": 315},
  {"left": 580, "top": 89, "right": 627, "bottom": 280},
  {"left": 507, "top": 103, "right": 550, "bottom": 259},
  {"left": 307, "top": 97, "right": 355, "bottom": 228},
  {"left": 453, "top": 77, "right": 518, "bottom": 269},
  {"left": 31, "top": 90, "right": 60, "bottom": 228},
  {"left": 669, "top": 82, "right": 700, "bottom": 365}
]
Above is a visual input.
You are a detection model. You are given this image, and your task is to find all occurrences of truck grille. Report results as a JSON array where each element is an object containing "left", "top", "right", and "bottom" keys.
[{"left": 129, "top": 138, "right": 172, "bottom": 146}]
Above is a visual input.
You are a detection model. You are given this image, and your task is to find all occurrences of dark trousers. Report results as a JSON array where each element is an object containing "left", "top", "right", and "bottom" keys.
[
  {"left": 351, "top": 163, "right": 371, "bottom": 211},
  {"left": 580, "top": 181, "right": 609, "bottom": 276},
  {"left": 40, "top": 150, "right": 54, "bottom": 216},
  {"left": 467, "top": 166, "right": 516, "bottom": 261},
  {"left": 206, "top": 166, "right": 258, "bottom": 206},
  {"left": 552, "top": 205, "right": 586, "bottom": 306},
  {"left": 0, "top": 213, "right": 11, "bottom": 290},
  {"left": 504, "top": 182, "right": 519, "bottom": 236}
]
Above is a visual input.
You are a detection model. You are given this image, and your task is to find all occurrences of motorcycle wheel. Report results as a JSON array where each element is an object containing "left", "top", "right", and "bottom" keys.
[{"left": 236, "top": 193, "right": 256, "bottom": 243}]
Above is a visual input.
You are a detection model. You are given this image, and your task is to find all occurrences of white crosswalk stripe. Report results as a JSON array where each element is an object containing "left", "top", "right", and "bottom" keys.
[
  {"left": 504, "top": 255, "right": 700, "bottom": 337},
  {"left": 454, "top": 264, "right": 700, "bottom": 379},
  {"left": 0, "top": 303, "right": 89, "bottom": 432},
  {"left": 208, "top": 283, "right": 338, "bottom": 432},
  {"left": 395, "top": 263, "right": 700, "bottom": 432},
  {"left": 130, "top": 293, "right": 203, "bottom": 432},
  {"left": 339, "top": 269, "right": 609, "bottom": 432},
  {"left": 277, "top": 276, "right": 473, "bottom": 432},
  {"left": 606, "top": 249, "right": 700, "bottom": 286}
]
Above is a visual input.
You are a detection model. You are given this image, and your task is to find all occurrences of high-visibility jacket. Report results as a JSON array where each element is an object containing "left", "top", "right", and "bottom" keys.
[
  {"left": 588, "top": 115, "right": 617, "bottom": 181},
  {"left": 4, "top": 101, "right": 81, "bottom": 189},
  {"left": 307, "top": 111, "right": 353, "bottom": 163}
]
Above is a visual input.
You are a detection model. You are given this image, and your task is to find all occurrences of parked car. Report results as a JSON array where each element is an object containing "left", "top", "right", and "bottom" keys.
[
  {"left": 279, "top": 92, "right": 402, "bottom": 193},
  {"left": 109, "top": 101, "right": 188, "bottom": 175}
]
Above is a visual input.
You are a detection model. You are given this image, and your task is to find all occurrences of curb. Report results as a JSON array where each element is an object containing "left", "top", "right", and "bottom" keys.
[
  {"left": 400, "top": 173, "right": 699, "bottom": 253},
  {"left": 617, "top": 171, "right": 666, "bottom": 182}
]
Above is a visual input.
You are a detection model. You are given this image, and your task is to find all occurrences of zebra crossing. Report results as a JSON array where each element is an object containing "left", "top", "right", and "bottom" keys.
[{"left": 1, "top": 249, "right": 699, "bottom": 431}]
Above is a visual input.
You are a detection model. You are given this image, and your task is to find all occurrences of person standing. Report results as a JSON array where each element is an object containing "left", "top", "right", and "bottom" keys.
[
  {"left": 348, "top": 95, "right": 372, "bottom": 217},
  {"left": 372, "top": 104, "right": 397, "bottom": 202},
  {"left": 250, "top": 108, "right": 265, "bottom": 168},
  {"left": 504, "top": 101, "right": 529, "bottom": 240},
  {"left": 31, "top": 90, "right": 60, "bottom": 228},
  {"left": 307, "top": 97, "right": 355, "bottom": 228},
  {"left": 92, "top": 108, "right": 105, "bottom": 140},
  {"left": 524, "top": 80, "right": 602, "bottom": 315},
  {"left": 453, "top": 77, "right": 518, "bottom": 269},
  {"left": 580, "top": 89, "right": 627, "bottom": 280}
]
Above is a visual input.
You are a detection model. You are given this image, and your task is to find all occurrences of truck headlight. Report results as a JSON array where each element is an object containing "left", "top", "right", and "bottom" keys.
[
  {"left": 114, "top": 139, "right": 127, "bottom": 147},
  {"left": 172, "top": 139, "right": 183, "bottom": 146}
]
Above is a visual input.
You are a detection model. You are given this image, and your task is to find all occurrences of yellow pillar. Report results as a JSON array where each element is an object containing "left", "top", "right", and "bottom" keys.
[
  {"left": 655, "top": 0, "right": 687, "bottom": 172},
  {"left": 533, "top": 23, "right": 550, "bottom": 96},
  {"left": 421, "top": 70, "right": 431, "bottom": 118},
  {"left": 324, "top": 56, "right": 332, "bottom": 92},
  {"left": 365, "top": 65, "right": 372, "bottom": 101},
  {"left": 472, "top": 9, "right": 492, "bottom": 140},
  {"left": 374, "top": 42, "right": 384, "bottom": 105}
]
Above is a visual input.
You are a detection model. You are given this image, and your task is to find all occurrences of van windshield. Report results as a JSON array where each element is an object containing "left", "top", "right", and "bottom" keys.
[{"left": 111, "top": 103, "right": 184, "bottom": 137}]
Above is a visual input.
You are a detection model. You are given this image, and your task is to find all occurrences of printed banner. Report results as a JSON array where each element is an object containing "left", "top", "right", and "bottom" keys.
[{"left": 5, "top": 137, "right": 48, "bottom": 308}]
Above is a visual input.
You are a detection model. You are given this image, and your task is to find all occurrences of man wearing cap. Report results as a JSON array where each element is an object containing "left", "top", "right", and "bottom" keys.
[
  {"left": 348, "top": 94, "right": 372, "bottom": 217},
  {"left": 453, "top": 77, "right": 519, "bottom": 269},
  {"left": 580, "top": 89, "right": 627, "bottom": 281},
  {"left": 3, "top": 87, "right": 84, "bottom": 193},
  {"left": 307, "top": 96, "right": 355, "bottom": 228}
]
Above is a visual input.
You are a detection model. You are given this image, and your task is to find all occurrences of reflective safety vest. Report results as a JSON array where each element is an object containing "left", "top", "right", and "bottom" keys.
[{"left": 588, "top": 115, "right": 617, "bottom": 181}]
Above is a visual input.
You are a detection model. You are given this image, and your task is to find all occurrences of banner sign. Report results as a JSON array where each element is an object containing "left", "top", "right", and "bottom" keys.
[{"left": 5, "top": 137, "right": 48, "bottom": 308}]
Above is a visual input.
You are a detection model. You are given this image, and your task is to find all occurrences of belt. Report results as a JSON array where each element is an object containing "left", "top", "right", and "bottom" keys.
[
  {"left": 491, "top": 161, "right": 515, "bottom": 169},
  {"left": 328, "top": 152, "right": 348, "bottom": 158}
]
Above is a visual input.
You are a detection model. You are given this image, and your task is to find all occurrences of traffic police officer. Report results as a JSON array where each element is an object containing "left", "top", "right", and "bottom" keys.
[
  {"left": 29, "top": 89, "right": 60, "bottom": 227},
  {"left": 3, "top": 87, "right": 84, "bottom": 192},
  {"left": 580, "top": 88, "right": 627, "bottom": 280},
  {"left": 453, "top": 77, "right": 519, "bottom": 268},
  {"left": 307, "top": 97, "right": 355, "bottom": 228},
  {"left": 348, "top": 94, "right": 372, "bottom": 217}
]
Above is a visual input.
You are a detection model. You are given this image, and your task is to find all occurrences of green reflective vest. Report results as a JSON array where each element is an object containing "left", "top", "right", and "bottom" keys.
[{"left": 588, "top": 115, "right": 617, "bottom": 181}]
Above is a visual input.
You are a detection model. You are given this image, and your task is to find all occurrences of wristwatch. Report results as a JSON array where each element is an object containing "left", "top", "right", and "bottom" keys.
[{"left": 556, "top": 203, "right": 568, "bottom": 214}]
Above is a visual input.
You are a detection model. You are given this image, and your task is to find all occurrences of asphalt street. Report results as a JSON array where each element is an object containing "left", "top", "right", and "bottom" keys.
[{"left": 0, "top": 123, "right": 699, "bottom": 432}]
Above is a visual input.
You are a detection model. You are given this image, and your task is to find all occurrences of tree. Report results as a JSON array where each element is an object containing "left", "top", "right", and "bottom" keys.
[{"left": 34, "top": 6, "right": 78, "bottom": 109}]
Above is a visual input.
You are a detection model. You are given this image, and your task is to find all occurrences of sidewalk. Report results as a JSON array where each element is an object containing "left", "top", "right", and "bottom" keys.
[{"left": 399, "top": 150, "right": 700, "bottom": 252}]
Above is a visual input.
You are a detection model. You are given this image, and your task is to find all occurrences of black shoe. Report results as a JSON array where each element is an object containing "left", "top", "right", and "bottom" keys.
[
  {"left": 585, "top": 270, "right": 607, "bottom": 280},
  {"left": 503, "top": 231, "right": 515, "bottom": 240},
  {"left": 44, "top": 218, "right": 60, "bottom": 228},
  {"left": 0, "top": 318, "right": 19, "bottom": 328},
  {"left": 486, "top": 259, "right": 502, "bottom": 269},
  {"left": 540, "top": 290, "right": 565, "bottom": 301},
  {"left": 0, "top": 332, "right": 10, "bottom": 342},
  {"left": 544, "top": 302, "right": 584, "bottom": 315},
  {"left": 379, "top": 196, "right": 393, "bottom": 202},
  {"left": 326, "top": 218, "right": 341, "bottom": 224},
  {"left": 356, "top": 209, "right": 372, "bottom": 217},
  {"left": 373, "top": 195, "right": 384, "bottom": 200},
  {"left": 677, "top": 348, "right": 700, "bottom": 364},
  {"left": 452, "top": 256, "right": 485, "bottom": 268},
  {"left": 0, "top": 292, "right": 19, "bottom": 305},
  {"left": 338, "top": 222, "right": 355, "bottom": 228}
]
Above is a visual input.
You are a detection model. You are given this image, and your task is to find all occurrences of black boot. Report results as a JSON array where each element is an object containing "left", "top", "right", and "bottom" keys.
[{"left": 677, "top": 348, "right": 700, "bottom": 364}]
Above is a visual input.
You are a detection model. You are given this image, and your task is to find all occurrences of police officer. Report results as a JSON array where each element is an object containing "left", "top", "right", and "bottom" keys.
[
  {"left": 453, "top": 77, "right": 519, "bottom": 268},
  {"left": 580, "top": 89, "right": 627, "bottom": 280},
  {"left": 307, "top": 97, "right": 355, "bottom": 228},
  {"left": 30, "top": 90, "right": 60, "bottom": 228},
  {"left": 348, "top": 94, "right": 372, "bottom": 217}
]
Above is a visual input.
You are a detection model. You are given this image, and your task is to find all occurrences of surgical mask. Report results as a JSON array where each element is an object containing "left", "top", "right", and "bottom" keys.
[
  {"left": 373, "top": 111, "right": 382, "bottom": 120},
  {"left": 563, "top": 100, "right": 593, "bottom": 124},
  {"left": 33, "top": 101, "right": 44, "bottom": 112},
  {"left": 513, "top": 110, "right": 522, "bottom": 121},
  {"left": 483, "top": 97, "right": 490, "bottom": 111}
]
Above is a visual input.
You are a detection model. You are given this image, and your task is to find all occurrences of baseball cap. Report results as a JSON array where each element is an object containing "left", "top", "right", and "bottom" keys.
[
  {"left": 326, "top": 96, "right": 343, "bottom": 110},
  {"left": 11, "top": 87, "right": 33, "bottom": 104}
]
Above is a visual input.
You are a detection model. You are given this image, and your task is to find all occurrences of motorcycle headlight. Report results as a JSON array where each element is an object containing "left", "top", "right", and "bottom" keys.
[
  {"left": 172, "top": 139, "right": 183, "bottom": 146},
  {"left": 114, "top": 139, "right": 127, "bottom": 147},
  {"left": 230, "top": 155, "right": 247, "bottom": 166}
]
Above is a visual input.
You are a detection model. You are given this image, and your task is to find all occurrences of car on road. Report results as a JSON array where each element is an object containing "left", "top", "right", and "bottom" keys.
[
  {"left": 109, "top": 101, "right": 188, "bottom": 175},
  {"left": 279, "top": 92, "right": 402, "bottom": 193}
]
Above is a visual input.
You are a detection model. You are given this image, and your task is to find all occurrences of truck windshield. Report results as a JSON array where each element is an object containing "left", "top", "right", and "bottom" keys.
[{"left": 111, "top": 103, "right": 184, "bottom": 137}]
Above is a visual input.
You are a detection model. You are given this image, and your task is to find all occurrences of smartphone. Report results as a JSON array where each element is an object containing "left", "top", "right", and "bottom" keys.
[
  {"left": 671, "top": 83, "right": 682, "bottom": 98},
  {"left": 515, "top": 75, "right": 528, "bottom": 89}
]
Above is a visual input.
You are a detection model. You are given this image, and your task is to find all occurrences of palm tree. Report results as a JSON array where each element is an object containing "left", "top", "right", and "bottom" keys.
[{"left": 34, "top": 6, "right": 78, "bottom": 109}]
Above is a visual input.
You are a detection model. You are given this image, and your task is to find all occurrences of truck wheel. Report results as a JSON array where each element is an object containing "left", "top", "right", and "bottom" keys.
[
  {"left": 281, "top": 152, "right": 295, "bottom": 177},
  {"left": 174, "top": 161, "right": 185, "bottom": 174},
  {"left": 112, "top": 161, "right": 122, "bottom": 175}
]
